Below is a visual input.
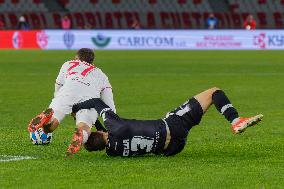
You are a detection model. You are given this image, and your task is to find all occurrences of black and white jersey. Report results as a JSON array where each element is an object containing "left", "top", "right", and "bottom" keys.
[
  {"left": 103, "top": 111, "right": 167, "bottom": 157},
  {"left": 72, "top": 97, "right": 204, "bottom": 157}
]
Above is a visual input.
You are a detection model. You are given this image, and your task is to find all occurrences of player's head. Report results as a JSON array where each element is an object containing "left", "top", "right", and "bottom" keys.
[
  {"left": 84, "top": 131, "right": 107, "bottom": 152},
  {"left": 76, "top": 48, "right": 95, "bottom": 64}
]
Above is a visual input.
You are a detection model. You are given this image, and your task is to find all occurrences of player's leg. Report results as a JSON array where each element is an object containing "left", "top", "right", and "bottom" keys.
[
  {"left": 193, "top": 87, "right": 218, "bottom": 113},
  {"left": 194, "top": 87, "right": 263, "bottom": 133},
  {"left": 66, "top": 109, "right": 97, "bottom": 157},
  {"left": 28, "top": 108, "right": 64, "bottom": 133},
  {"left": 28, "top": 108, "right": 54, "bottom": 132},
  {"left": 28, "top": 95, "right": 72, "bottom": 133},
  {"left": 66, "top": 122, "right": 91, "bottom": 157}
]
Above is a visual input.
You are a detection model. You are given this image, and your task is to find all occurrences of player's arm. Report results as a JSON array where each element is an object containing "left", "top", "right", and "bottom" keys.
[
  {"left": 54, "top": 82, "right": 63, "bottom": 97},
  {"left": 94, "top": 119, "right": 107, "bottom": 132},
  {"left": 72, "top": 98, "right": 111, "bottom": 117},
  {"left": 101, "top": 87, "right": 116, "bottom": 113},
  {"left": 100, "top": 76, "right": 116, "bottom": 113},
  {"left": 54, "top": 63, "right": 67, "bottom": 97}
]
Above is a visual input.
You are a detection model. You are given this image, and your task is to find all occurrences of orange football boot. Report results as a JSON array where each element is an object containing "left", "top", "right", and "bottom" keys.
[
  {"left": 66, "top": 128, "right": 83, "bottom": 158},
  {"left": 28, "top": 108, "right": 54, "bottom": 132},
  {"left": 231, "top": 114, "right": 263, "bottom": 134}
]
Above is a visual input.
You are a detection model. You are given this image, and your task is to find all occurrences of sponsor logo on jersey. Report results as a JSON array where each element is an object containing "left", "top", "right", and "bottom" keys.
[
  {"left": 12, "top": 31, "right": 23, "bottom": 49},
  {"left": 92, "top": 33, "right": 111, "bottom": 48},
  {"left": 122, "top": 139, "right": 130, "bottom": 156},
  {"left": 36, "top": 31, "right": 48, "bottom": 49},
  {"left": 63, "top": 32, "right": 75, "bottom": 49}
]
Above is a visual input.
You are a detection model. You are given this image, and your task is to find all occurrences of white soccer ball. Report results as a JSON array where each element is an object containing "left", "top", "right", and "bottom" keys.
[{"left": 30, "top": 128, "right": 52, "bottom": 145}]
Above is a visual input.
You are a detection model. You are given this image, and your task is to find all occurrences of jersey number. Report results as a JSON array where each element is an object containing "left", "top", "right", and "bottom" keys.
[
  {"left": 131, "top": 136, "right": 154, "bottom": 153},
  {"left": 66, "top": 61, "right": 95, "bottom": 77}
]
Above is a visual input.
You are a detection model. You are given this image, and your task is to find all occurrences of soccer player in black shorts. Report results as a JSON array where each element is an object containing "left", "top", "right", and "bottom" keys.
[{"left": 69, "top": 87, "right": 263, "bottom": 157}]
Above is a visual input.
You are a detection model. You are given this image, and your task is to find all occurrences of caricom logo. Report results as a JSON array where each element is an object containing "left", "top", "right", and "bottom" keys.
[
  {"left": 63, "top": 32, "right": 75, "bottom": 49},
  {"left": 92, "top": 34, "right": 111, "bottom": 48},
  {"left": 12, "top": 31, "right": 23, "bottom": 49},
  {"left": 253, "top": 33, "right": 266, "bottom": 49},
  {"left": 36, "top": 31, "right": 48, "bottom": 49}
]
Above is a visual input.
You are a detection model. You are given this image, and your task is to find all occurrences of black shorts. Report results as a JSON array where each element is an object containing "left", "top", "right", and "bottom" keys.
[{"left": 163, "top": 98, "right": 203, "bottom": 156}]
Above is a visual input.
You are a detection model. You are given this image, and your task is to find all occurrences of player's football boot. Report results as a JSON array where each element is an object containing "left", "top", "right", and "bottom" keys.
[
  {"left": 231, "top": 114, "right": 263, "bottom": 134},
  {"left": 66, "top": 128, "right": 83, "bottom": 158},
  {"left": 28, "top": 108, "right": 54, "bottom": 132}
]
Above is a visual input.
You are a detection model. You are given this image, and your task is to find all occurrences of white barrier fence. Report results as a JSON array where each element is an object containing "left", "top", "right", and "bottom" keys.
[{"left": 1, "top": 30, "right": 284, "bottom": 50}]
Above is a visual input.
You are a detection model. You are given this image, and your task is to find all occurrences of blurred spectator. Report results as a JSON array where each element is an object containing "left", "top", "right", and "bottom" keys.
[
  {"left": 18, "top": 15, "right": 29, "bottom": 30},
  {"left": 244, "top": 14, "right": 256, "bottom": 30},
  {"left": 206, "top": 13, "right": 218, "bottom": 29},
  {"left": 61, "top": 15, "right": 71, "bottom": 29},
  {"left": 131, "top": 19, "right": 141, "bottom": 29},
  {"left": 0, "top": 18, "right": 5, "bottom": 30}
]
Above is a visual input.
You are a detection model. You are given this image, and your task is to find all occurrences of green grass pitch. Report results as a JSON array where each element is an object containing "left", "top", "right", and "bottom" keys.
[{"left": 0, "top": 50, "right": 283, "bottom": 189}]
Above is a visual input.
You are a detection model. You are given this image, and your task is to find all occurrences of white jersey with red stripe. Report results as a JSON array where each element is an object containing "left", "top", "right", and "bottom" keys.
[
  {"left": 55, "top": 60, "right": 110, "bottom": 99},
  {"left": 49, "top": 60, "right": 115, "bottom": 125}
]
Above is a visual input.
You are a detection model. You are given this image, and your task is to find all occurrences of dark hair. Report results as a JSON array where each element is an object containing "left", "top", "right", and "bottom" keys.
[
  {"left": 77, "top": 48, "right": 95, "bottom": 64},
  {"left": 84, "top": 131, "right": 106, "bottom": 152}
]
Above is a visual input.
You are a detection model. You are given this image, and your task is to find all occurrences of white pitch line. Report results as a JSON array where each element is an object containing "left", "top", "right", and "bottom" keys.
[{"left": 0, "top": 155, "right": 36, "bottom": 162}]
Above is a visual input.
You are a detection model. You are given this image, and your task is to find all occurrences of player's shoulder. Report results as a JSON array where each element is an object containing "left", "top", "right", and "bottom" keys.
[
  {"left": 61, "top": 59, "right": 75, "bottom": 67},
  {"left": 94, "top": 67, "right": 108, "bottom": 77}
]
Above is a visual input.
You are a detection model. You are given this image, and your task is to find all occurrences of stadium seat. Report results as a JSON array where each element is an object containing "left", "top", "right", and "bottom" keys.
[
  {"left": 89, "top": 0, "right": 98, "bottom": 4},
  {"left": 258, "top": 0, "right": 266, "bottom": 4},
  {"left": 193, "top": 0, "right": 201, "bottom": 4},
  {"left": 85, "top": 12, "right": 96, "bottom": 28},
  {"left": 73, "top": 12, "right": 85, "bottom": 29},
  {"left": 273, "top": 12, "right": 283, "bottom": 28},
  {"left": 0, "top": 0, "right": 283, "bottom": 29},
  {"left": 52, "top": 12, "right": 63, "bottom": 29},
  {"left": 257, "top": 12, "right": 267, "bottom": 28},
  {"left": 39, "top": 12, "right": 47, "bottom": 28},
  {"left": 148, "top": 0, "right": 157, "bottom": 5},
  {"left": 178, "top": 0, "right": 186, "bottom": 4},
  {"left": 229, "top": 3, "right": 239, "bottom": 12},
  {"left": 112, "top": 0, "right": 120, "bottom": 4},
  {"left": 11, "top": 0, "right": 19, "bottom": 4},
  {"left": 8, "top": 13, "right": 18, "bottom": 29},
  {"left": 33, "top": 0, "right": 41, "bottom": 4},
  {"left": 30, "top": 13, "right": 41, "bottom": 28},
  {"left": 59, "top": 0, "right": 69, "bottom": 7},
  {"left": 0, "top": 13, "right": 6, "bottom": 27}
]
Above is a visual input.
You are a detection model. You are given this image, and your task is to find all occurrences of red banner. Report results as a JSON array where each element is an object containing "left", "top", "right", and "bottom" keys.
[{"left": 0, "top": 30, "right": 41, "bottom": 49}]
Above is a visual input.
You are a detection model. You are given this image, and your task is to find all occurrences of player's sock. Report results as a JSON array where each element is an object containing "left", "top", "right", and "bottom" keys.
[
  {"left": 82, "top": 129, "right": 89, "bottom": 144},
  {"left": 212, "top": 90, "right": 239, "bottom": 124}
]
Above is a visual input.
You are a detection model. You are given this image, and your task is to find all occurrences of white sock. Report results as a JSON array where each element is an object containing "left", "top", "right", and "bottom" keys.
[
  {"left": 82, "top": 130, "right": 89, "bottom": 144},
  {"left": 231, "top": 117, "right": 240, "bottom": 125}
]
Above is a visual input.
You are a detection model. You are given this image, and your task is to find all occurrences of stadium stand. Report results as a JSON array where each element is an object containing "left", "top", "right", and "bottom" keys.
[{"left": 0, "top": 0, "right": 284, "bottom": 29}]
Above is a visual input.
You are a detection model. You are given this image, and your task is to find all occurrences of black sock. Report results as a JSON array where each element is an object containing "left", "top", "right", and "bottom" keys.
[{"left": 212, "top": 90, "right": 239, "bottom": 124}]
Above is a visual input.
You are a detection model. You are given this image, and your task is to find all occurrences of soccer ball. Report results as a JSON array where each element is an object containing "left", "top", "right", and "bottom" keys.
[{"left": 30, "top": 128, "right": 52, "bottom": 145}]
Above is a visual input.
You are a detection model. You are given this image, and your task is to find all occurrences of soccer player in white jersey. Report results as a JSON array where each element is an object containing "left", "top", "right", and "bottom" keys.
[{"left": 28, "top": 48, "right": 116, "bottom": 157}]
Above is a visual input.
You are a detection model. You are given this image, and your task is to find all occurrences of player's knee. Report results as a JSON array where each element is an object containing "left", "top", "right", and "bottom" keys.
[{"left": 210, "top": 87, "right": 220, "bottom": 93}]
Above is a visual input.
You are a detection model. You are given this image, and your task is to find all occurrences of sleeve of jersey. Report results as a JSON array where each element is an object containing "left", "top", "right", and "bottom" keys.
[
  {"left": 101, "top": 86, "right": 116, "bottom": 113},
  {"left": 72, "top": 98, "right": 112, "bottom": 116},
  {"left": 55, "top": 63, "right": 67, "bottom": 86},
  {"left": 94, "top": 120, "right": 107, "bottom": 132}
]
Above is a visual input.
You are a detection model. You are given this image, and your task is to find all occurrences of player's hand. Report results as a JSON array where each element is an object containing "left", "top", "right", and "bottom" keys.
[{"left": 65, "top": 128, "right": 83, "bottom": 159}]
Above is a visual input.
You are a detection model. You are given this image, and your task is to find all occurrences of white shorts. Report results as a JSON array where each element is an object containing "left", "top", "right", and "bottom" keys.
[{"left": 49, "top": 95, "right": 98, "bottom": 127}]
